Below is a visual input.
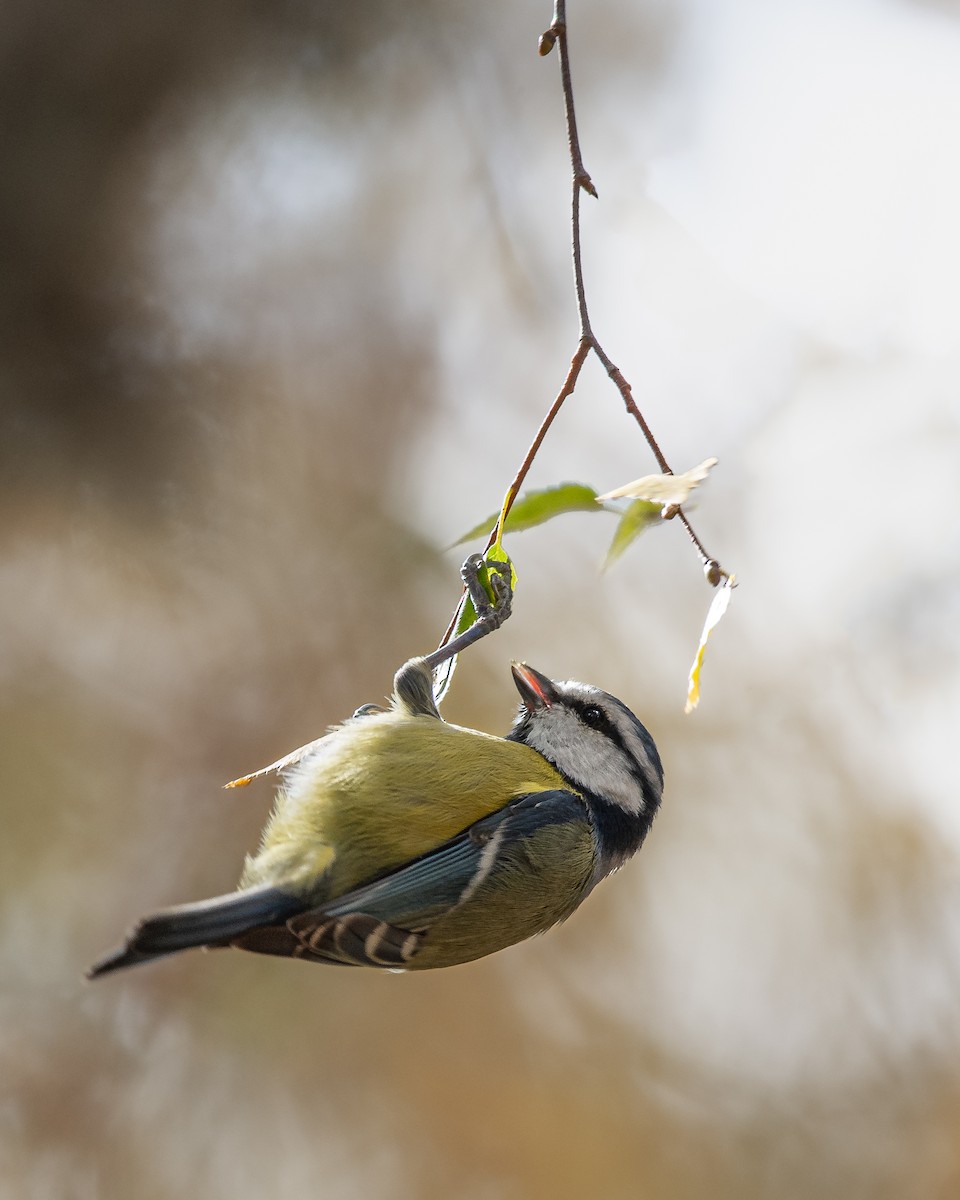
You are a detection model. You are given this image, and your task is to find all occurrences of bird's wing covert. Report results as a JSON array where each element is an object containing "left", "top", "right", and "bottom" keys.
[{"left": 279, "top": 788, "right": 589, "bottom": 968}]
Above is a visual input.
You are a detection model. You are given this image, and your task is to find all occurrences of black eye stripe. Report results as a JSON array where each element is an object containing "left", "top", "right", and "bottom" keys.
[
  {"left": 572, "top": 698, "right": 663, "bottom": 790},
  {"left": 572, "top": 699, "right": 616, "bottom": 735},
  {"left": 507, "top": 689, "right": 664, "bottom": 816}
]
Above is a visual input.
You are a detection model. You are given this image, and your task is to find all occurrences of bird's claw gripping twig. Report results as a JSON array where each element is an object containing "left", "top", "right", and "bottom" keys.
[
  {"left": 461, "top": 553, "right": 512, "bottom": 631},
  {"left": 357, "top": 557, "right": 514, "bottom": 720},
  {"left": 422, "top": 554, "right": 514, "bottom": 672}
]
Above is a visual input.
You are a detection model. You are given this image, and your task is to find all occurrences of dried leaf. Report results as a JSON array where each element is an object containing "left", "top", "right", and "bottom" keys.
[
  {"left": 224, "top": 737, "right": 329, "bottom": 788},
  {"left": 598, "top": 457, "right": 719, "bottom": 507},
  {"left": 685, "top": 574, "right": 735, "bottom": 714}
]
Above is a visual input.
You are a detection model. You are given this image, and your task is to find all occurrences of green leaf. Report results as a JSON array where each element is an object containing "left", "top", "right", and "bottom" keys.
[
  {"left": 455, "top": 592, "right": 478, "bottom": 636},
  {"left": 431, "top": 593, "right": 474, "bottom": 706},
  {"left": 604, "top": 500, "right": 661, "bottom": 569},
  {"left": 483, "top": 542, "right": 518, "bottom": 593},
  {"left": 451, "top": 483, "right": 602, "bottom": 547}
]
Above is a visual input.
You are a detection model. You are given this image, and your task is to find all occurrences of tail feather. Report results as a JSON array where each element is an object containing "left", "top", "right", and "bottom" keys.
[{"left": 86, "top": 883, "right": 303, "bottom": 979}]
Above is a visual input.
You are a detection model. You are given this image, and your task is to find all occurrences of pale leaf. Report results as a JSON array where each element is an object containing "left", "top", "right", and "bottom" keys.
[
  {"left": 598, "top": 457, "right": 719, "bottom": 507},
  {"left": 685, "top": 574, "right": 735, "bottom": 714},
  {"left": 224, "top": 737, "right": 329, "bottom": 788}
]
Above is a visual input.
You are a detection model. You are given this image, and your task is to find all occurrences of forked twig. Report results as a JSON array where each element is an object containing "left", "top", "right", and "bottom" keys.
[
  {"left": 433, "top": 0, "right": 728, "bottom": 667},
  {"left": 538, "top": 0, "right": 725, "bottom": 580}
]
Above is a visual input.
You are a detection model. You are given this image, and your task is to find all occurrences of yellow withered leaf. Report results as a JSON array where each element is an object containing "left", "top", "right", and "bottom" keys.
[
  {"left": 598, "top": 457, "right": 718, "bottom": 507},
  {"left": 224, "top": 737, "right": 328, "bottom": 788},
  {"left": 685, "top": 573, "right": 735, "bottom": 714}
]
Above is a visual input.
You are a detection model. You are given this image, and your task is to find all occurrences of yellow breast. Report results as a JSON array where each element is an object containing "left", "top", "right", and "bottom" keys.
[{"left": 241, "top": 713, "right": 569, "bottom": 898}]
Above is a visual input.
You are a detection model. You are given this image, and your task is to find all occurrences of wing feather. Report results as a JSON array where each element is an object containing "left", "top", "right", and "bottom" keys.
[{"left": 272, "top": 789, "right": 591, "bottom": 968}]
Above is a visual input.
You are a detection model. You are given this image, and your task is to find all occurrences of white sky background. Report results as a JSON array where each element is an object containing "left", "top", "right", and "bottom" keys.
[
  {"left": 136, "top": 0, "right": 960, "bottom": 1105},
  {"left": 436, "top": 0, "right": 960, "bottom": 1094},
  {"left": 612, "top": 0, "right": 960, "bottom": 1085},
  {"left": 644, "top": 0, "right": 960, "bottom": 813},
  {"left": 656, "top": 0, "right": 960, "bottom": 356}
]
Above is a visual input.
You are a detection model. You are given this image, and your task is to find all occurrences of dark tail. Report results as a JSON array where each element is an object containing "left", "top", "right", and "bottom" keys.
[{"left": 86, "top": 883, "right": 303, "bottom": 979}]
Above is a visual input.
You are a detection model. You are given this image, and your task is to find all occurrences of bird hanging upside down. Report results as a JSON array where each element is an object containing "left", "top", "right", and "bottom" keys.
[{"left": 87, "top": 658, "right": 663, "bottom": 977}]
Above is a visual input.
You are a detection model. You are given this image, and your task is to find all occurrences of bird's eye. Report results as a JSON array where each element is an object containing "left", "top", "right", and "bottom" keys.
[{"left": 581, "top": 706, "right": 605, "bottom": 728}]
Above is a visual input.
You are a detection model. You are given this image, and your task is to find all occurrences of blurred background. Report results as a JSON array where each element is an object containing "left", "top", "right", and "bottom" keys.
[{"left": 3, "top": 0, "right": 960, "bottom": 1196}]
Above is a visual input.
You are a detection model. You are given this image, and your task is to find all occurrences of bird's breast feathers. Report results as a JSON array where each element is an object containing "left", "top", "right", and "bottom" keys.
[{"left": 241, "top": 714, "right": 570, "bottom": 899}]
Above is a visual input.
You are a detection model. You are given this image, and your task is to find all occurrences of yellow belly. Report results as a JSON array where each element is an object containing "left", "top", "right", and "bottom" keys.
[{"left": 241, "top": 712, "right": 568, "bottom": 898}]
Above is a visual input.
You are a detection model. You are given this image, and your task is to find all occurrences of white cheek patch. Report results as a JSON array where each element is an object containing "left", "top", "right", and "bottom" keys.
[
  {"left": 581, "top": 741, "right": 649, "bottom": 814},
  {"left": 524, "top": 709, "right": 648, "bottom": 815}
]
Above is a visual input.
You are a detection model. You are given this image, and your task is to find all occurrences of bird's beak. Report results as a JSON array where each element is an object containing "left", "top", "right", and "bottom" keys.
[{"left": 511, "top": 662, "right": 557, "bottom": 710}]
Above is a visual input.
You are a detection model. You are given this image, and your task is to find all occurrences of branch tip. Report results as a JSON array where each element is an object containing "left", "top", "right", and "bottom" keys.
[{"left": 432, "top": 0, "right": 730, "bottom": 682}]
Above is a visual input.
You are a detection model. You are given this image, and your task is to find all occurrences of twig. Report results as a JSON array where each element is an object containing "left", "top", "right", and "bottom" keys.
[
  {"left": 434, "top": 1, "right": 728, "bottom": 663},
  {"left": 484, "top": 338, "right": 591, "bottom": 553},
  {"left": 434, "top": 340, "right": 591, "bottom": 654},
  {"left": 537, "top": 0, "right": 728, "bottom": 580}
]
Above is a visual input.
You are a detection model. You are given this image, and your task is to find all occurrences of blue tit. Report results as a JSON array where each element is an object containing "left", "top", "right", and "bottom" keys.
[{"left": 87, "top": 658, "right": 663, "bottom": 977}]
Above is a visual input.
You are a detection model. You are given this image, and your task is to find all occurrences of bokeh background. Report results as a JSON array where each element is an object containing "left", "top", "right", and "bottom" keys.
[{"left": 4, "top": 0, "right": 960, "bottom": 1196}]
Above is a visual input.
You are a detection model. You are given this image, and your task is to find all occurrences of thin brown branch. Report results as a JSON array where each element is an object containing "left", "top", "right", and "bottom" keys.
[
  {"left": 589, "top": 339, "right": 719, "bottom": 571},
  {"left": 552, "top": 2, "right": 594, "bottom": 341},
  {"left": 589, "top": 339, "right": 670, "bottom": 474},
  {"left": 434, "top": 340, "right": 591, "bottom": 654},
  {"left": 484, "top": 337, "right": 591, "bottom": 552},
  {"left": 434, "top": 1, "right": 730, "bottom": 663},
  {"left": 545, "top": 0, "right": 728, "bottom": 581},
  {"left": 552, "top": 2, "right": 597, "bottom": 200}
]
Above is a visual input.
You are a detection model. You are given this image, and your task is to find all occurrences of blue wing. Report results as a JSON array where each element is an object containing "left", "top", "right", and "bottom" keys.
[{"left": 235, "top": 789, "right": 590, "bottom": 968}]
